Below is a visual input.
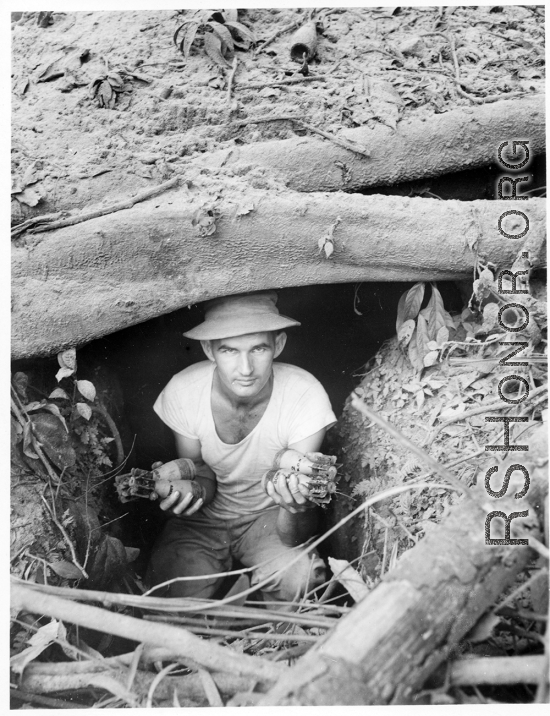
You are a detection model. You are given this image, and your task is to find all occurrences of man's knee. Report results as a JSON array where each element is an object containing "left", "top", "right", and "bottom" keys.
[{"left": 256, "top": 552, "right": 326, "bottom": 602}]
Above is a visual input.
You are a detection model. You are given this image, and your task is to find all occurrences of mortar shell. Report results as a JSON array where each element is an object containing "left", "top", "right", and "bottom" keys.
[{"left": 290, "top": 22, "right": 318, "bottom": 62}]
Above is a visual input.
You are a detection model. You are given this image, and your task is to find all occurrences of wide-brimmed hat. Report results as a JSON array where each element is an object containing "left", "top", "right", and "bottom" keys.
[{"left": 183, "top": 291, "right": 301, "bottom": 340}]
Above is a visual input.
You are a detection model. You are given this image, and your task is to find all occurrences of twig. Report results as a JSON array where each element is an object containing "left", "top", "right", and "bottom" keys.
[
  {"left": 493, "top": 569, "right": 548, "bottom": 617},
  {"left": 10, "top": 393, "right": 60, "bottom": 486},
  {"left": 456, "top": 87, "right": 530, "bottom": 105},
  {"left": 226, "top": 56, "right": 238, "bottom": 104},
  {"left": 428, "top": 383, "right": 547, "bottom": 444},
  {"left": 11, "top": 212, "right": 64, "bottom": 239},
  {"left": 447, "top": 34, "right": 460, "bottom": 80},
  {"left": 93, "top": 403, "right": 124, "bottom": 467},
  {"left": 147, "top": 663, "right": 180, "bottom": 708},
  {"left": 236, "top": 75, "right": 327, "bottom": 90},
  {"left": 144, "top": 616, "right": 321, "bottom": 642},
  {"left": 198, "top": 669, "right": 224, "bottom": 707},
  {"left": 11, "top": 581, "right": 285, "bottom": 683},
  {"left": 229, "top": 115, "right": 370, "bottom": 158},
  {"left": 14, "top": 479, "right": 464, "bottom": 614},
  {"left": 40, "top": 494, "right": 89, "bottom": 579},
  {"left": 449, "top": 655, "right": 546, "bottom": 686},
  {"left": 10, "top": 688, "right": 86, "bottom": 709},
  {"left": 351, "top": 393, "right": 473, "bottom": 500},
  {"left": 256, "top": 18, "right": 302, "bottom": 53},
  {"left": 28, "top": 177, "right": 181, "bottom": 235}
]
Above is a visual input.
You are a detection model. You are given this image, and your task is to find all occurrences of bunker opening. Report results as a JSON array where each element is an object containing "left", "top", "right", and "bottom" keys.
[{"left": 11, "top": 280, "right": 464, "bottom": 576}]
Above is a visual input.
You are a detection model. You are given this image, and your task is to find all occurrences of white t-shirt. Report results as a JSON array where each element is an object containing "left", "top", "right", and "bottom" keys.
[{"left": 154, "top": 361, "right": 337, "bottom": 520}]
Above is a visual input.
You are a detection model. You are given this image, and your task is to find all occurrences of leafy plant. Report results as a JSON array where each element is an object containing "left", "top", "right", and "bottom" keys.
[
  {"left": 174, "top": 9, "right": 255, "bottom": 68},
  {"left": 396, "top": 282, "right": 454, "bottom": 372},
  {"left": 89, "top": 70, "right": 126, "bottom": 109},
  {"left": 12, "top": 349, "right": 117, "bottom": 476}
]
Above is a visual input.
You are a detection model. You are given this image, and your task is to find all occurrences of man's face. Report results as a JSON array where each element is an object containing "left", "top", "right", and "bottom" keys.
[{"left": 202, "top": 331, "right": 286, "bottom": 400}]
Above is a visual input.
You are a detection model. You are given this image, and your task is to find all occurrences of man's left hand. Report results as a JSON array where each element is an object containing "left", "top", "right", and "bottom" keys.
[{"left": 262, "top": 469, "right": 313, "bottom": 514}]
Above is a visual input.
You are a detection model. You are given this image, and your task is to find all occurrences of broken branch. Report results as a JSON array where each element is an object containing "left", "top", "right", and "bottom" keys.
[
  {"left": 351, "top": 393, "right": 473, "bottom": 499},
  {"left": 229, "top": 115, "right": 370, "bottom": 158},
  {"left": 39, "top": 494, "right": 89, "bottom": 579},
  {"left": 11, "top": 581, "right": 285, "bottom": 683},
  {"left": 449, "top": 655, "right": 546, "bottom": 686},
  {"left": 236, "top": 75, "right": 327, "bottom": 90},
  {"left": 28, "top": 177, "right": 181, "bottom": 234}
]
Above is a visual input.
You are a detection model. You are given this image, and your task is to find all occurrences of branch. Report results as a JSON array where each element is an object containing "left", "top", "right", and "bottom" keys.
[
  {"left": 236, "top": 75, "right": 327, "bottom": 90},
  {"left": 351, "top": 393, "right": 473, "bottom": 500},
  {"left": 428, "top": 383, "right": 547, "bottom": 444},
  {"left": 39, "top": 494, "right": 89, "bottom": 579},
  {"left": 28, "top": 177, "right": 181, "bottom": 234},
  {"left": 226, "top": 56, "right": 238, "bottom": 104},
  {"left": 229, "top": 115, "right": 370, "bottom": 158},
  {"left": 449, "top": 655, "right": 546, "bottom": 686},
  {"left": 11, "top": 581, "right": 285, "bottom": 683}
]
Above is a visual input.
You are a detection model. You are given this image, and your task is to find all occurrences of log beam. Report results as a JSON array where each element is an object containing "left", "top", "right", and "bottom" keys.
[
  {"left": 257, "top": 487, "right": 546, "bottom": 704},
  {"left": 11, "top": 190, "right": 545, "bottom": 359},
  {"left": 200, "top": 95, "right": 545, "bottom": 193}
]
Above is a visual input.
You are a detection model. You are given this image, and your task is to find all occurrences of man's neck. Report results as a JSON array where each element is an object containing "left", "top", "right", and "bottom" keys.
[{"left": 213, "top": 370, "right": 274, "bottom": 411}]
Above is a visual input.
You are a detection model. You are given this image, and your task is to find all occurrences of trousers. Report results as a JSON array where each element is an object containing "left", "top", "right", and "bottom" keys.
[{"left": 146, "top": 506, "right": 326, "bottom": 601}]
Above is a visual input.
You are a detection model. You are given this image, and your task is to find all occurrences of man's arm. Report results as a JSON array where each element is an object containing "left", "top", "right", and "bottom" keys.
[
  {"left": 264, "top": 428, "right": 326, "bottom": 546},
  {"left": 157, "top": 432, "right": 217, "bottom": 516},
  {"left": 264, "top": 428, "right": 326, "bottom": 513}
]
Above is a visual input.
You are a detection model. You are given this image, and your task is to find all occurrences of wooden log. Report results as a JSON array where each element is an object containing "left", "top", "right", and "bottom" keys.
[
  {"left": 11, "top": 190, "right": 545, "bottom": 359},
  {"left": 200, "top": 95, "right": 545, "bottom": 193},
  {"left": 11, "top": 581, "right": 284, "bottom": 684},
  {"left": 257, "top": 457, "right": 548, "bottom": 705}
]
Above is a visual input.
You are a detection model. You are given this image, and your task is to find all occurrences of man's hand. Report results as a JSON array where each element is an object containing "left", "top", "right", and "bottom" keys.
[
  {"left": 153, "top": 478, "right": 206, "bottom": 516},
  {"left": 150, "top": 461, "right": 205, "bottom": 516},
  {"left": 274, "top": 449, "right": 337, "bottom": 479},
  {"left": 262, "top": 469, "right": 313, "bottom": 514}
]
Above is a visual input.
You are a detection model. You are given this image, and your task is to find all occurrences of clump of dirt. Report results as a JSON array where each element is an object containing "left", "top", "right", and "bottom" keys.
[
  {"left": 11, "top": 6, "right": 544, "bottom": 223},
  {"left": 330, "top": 274, "right": 547, "bottom": 583}
]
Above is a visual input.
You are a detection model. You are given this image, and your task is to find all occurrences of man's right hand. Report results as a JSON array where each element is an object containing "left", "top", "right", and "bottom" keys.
[
  {"left": 150, "top": 462, "right": 205, "bottom": 516},
  {"left": 154, "top": 478, "right": 206, "bottom": 516}
]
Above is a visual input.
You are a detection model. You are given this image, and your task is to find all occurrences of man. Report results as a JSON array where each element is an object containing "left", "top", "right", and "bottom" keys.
[{"left": 146, "top": 291, "right": 337, "bottom": 602}]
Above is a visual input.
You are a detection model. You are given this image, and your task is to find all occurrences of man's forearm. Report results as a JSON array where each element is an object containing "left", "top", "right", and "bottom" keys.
[
  {"left": 195, "top": 473, "right": 216, "bottom": 505},
  {"left": 276, "top": 507, "right": 319, "bottom": 547}
]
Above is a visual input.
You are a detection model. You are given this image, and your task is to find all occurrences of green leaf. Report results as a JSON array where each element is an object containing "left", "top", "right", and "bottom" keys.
[
  {"left": 426, "top": 284, "right": 446, "bottom": 340},
  {"left": 56, "top": 366, "right": 74, "bottom": 382},
  {"left": 436, "top": 326, "right": 449, "bottom": 345},
  {"left": 407, "top": 329, "right": 423, "bottom": 372},
  {"left": 77, "top": 379, "right": 96, "bottom": 402},
  {"left": 203, "top": 31, "right": 232, "bottom": 68},
  {"left": 396, "top": 282, "right": 425, "bottom": 332},
  {"left": 397, "top": 318, "right": 415, "bottom": 349},
  {"left": 404, "top": 282, "right": 425, "bottom": 322},
  {"left": 49, "top": 387, "right": 70, "bottom": 400},
  {"left": 416, "top": 313, "right": 431, "bottom": 365},
  {"left": 423, "top": 350, "right": 440, "bottom": 368},
  {"left": 76, "top": 403, "right": 92, "bottom": 421}
]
